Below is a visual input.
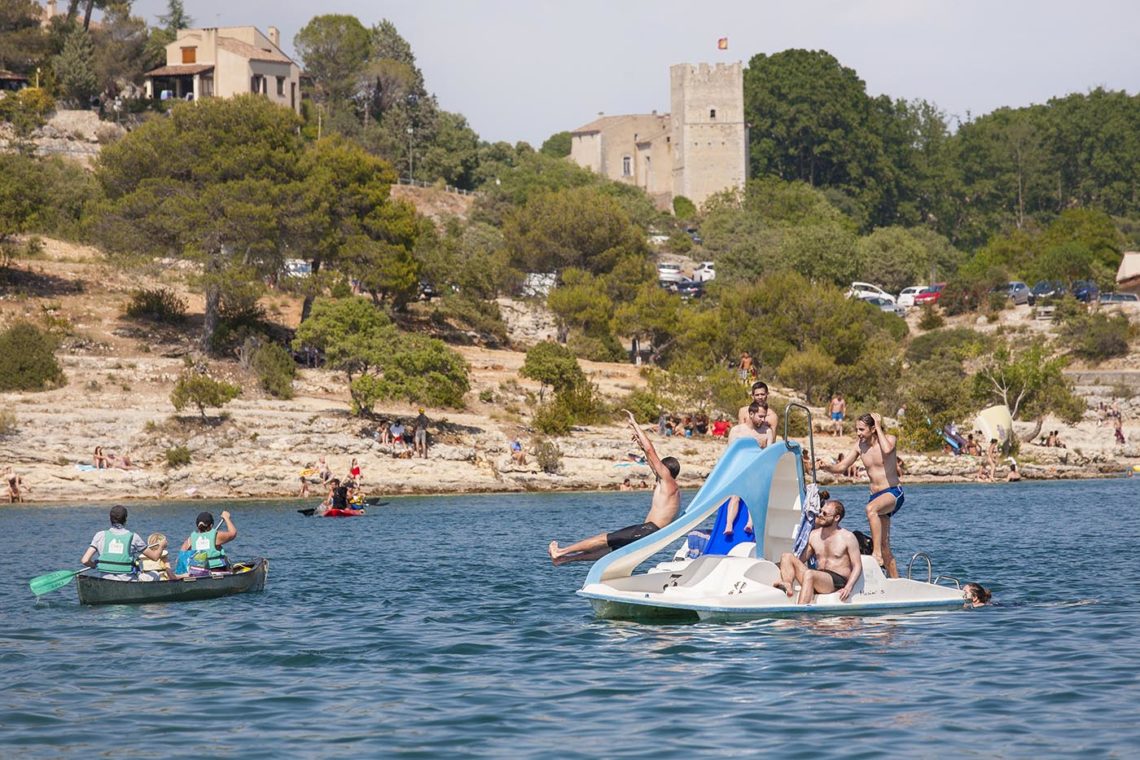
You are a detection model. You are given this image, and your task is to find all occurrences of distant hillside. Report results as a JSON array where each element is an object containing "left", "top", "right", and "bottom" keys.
[{"left": 391, "top": 183, "right": 476, "bottom": 223}]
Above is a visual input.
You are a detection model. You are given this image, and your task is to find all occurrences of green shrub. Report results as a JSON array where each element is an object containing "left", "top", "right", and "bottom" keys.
[
  {"left": 672, "top": 196, "right": 697, "bottom": 219},
  {"left": 429, "top": 295, "right": 509, "bottom": 346},
  {"left": 521, "top": 341, "right": 586, "bottom": 393},
  {"left": 0, "top": 409, "right": 17, "bottom": 436},
  {"left": 533, "top": 399, "right": 575, "bottom": 435},
  {"left": 0, "top": 322, "right": 65, "bottom": 391},
  {"left": 164, "top": 445, "right": 191, "bottom": 468},
  {"left": 621, "top": 388, "right": 667, "bottom": 424},
  {"left": 533, "top": 438, "right": 563, "bottom": 473},
  {"left": 905, "top": 327, "right": 990, "bottom": 364},
  {"left": 917, "top": 305, "right": 944, "bottom": 330},
  {"left": 0, "top": 88, "right": 55, "bottom": 136},
  {"left": 171, "top": 370, "right": 241, "bottom": 418},
  {"left": 478, "top": 388, "right": 495, "bottom": 403},
  {"left": 250, "top": 341, "right": 296, "bottom": 399},
  {"left": 1062, "top": 312, "right": 1134, "bottom": 362},
  {"left": 125, "top": 288, "right": 187, "bottom": 323}
]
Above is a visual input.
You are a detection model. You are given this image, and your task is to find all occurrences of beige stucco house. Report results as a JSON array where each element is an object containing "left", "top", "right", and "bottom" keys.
[
  {"left": 570, "top": 62, "right": 747, "bottom": 211},
  {"left": 1117, "top": 252, "right": 1140, "bottom": 293},
  {"left": 143, "top": 27, "right": 302, "bottom": 114}
]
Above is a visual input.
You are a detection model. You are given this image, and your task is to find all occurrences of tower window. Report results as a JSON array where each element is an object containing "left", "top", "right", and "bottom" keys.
[
  {"left": 710, "top": 108, "right": 717, "bottom": 119},
  {"left": 622, "top": 155, "right": 632, "bottom": 176}
]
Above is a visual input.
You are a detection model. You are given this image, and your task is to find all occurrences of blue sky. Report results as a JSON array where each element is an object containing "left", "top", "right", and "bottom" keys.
[{"left": 129, "top": 0, "right": 1140, "bottom": 145}]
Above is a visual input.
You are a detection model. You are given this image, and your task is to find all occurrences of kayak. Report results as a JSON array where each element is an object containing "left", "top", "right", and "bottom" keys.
[
  {"left": 323, "top": 508, "right": 366, "bottom": 517},
  {"left": 75, "top": 558, "right": 268, "bottom": 606},
  {"left": 297, "top": 500, "right": 387, "bottom": 516}
]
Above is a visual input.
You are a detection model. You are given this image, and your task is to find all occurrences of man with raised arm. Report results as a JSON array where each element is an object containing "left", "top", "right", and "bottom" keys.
[
  {"left": 548, "top": 410, "right": 681, "bottom": 565},
  {"left": 774, "top": 499, "right": 863, "bottom": 604},
  {"left": 816, "top": 412, "right": 903, "bottom": 577}
]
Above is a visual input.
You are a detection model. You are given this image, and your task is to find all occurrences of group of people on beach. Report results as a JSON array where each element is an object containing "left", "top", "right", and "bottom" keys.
[
  {"left": 81, "top": 504, "right": 238, "bottom": 582},
  {"left": 549, "top": 379, "right": 991, "bottom": 607}
]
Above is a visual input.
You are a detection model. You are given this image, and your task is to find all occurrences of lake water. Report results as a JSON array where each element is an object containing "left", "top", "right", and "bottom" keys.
[{"left": 2, "top": 479, "right": 1139, "bottom": 757}]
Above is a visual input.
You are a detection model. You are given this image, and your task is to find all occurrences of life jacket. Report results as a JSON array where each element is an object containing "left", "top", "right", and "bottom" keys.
[
  {"left": 95, "top": 528, "right": 137, "bottom": 575},
  {"left": 188, "top": 528, "right": 226, "bottom": 570}
]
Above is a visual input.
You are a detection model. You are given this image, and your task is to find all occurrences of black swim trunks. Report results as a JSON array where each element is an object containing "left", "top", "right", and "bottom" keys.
[
  {"left": 606, "top": 522, "right": 659, "bottom": 550},
  {"left": 822, "top": 569, "right": 848, "bottom": 590}
]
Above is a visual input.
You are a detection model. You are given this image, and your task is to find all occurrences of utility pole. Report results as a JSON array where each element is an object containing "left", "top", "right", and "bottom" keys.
[{"left": 407, "top": 126, "right": 414, "bottom": 181}]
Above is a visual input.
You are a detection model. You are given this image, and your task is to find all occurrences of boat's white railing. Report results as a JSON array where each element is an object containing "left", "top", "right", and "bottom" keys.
[
  {"left": 907, "top": 551, "right": 934, "bottom": 583},
  {"left": 783, "top": 401, "right": 817, "bottom": 485}
]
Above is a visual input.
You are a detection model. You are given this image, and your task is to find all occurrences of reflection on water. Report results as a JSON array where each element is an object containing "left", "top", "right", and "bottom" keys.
[{"left": 2, "top": 482, "right": 1139, "bottom": 756}]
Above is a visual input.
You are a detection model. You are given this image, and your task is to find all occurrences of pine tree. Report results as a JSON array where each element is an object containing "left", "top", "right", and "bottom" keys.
[{"left": 53, "top": 28, "right": 97, "bottom": 105}]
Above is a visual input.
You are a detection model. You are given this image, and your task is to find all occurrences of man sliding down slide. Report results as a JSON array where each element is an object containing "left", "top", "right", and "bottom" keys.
[{"left": 548, "top": 410, "right": 681, "bottom": 565}]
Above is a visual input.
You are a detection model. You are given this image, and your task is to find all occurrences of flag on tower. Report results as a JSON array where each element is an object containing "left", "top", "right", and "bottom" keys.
[{"left": 717, "top": 37, "right": 728, "bottom": 50}]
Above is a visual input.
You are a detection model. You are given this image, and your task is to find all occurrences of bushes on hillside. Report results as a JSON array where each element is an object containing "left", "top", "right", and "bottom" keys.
[
  {"left": 124, "top": 287, "right": 187, "bottom": 323},
  {"left": 1061, "top": 312, "right": 1134, "bottom": 362},
  {"left": 250, "top": 341, "right": 296, "bottom": 399},
  {"left": 0, "top": 322, "right": 65, "bottom": 391},
  {"left": 170, "top": 369, "right": 241, "bottom": 419}
]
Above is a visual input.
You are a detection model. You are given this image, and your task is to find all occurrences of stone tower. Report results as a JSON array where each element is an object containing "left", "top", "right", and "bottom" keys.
[{"left": 669, "top": 62, "right": 747, "bottom": 209}]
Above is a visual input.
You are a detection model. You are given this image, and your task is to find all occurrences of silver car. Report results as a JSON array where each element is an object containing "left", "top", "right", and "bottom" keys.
[{"left": 863, "top": 296, "right": 907, "bottom": 317}]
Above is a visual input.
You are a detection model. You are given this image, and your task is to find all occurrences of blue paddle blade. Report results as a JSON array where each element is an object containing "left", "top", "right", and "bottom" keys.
[{"left": 29, "top": 569, "right": 82, "bottom": 596}]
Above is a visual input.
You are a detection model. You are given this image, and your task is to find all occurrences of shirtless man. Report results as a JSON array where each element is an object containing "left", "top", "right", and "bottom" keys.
[
  {"left": 828, "top": 394, "right": 846, "bottom": 437},
  {"left": 723, "top": 401, "right": 774, "bottom": 537},
  {"left": 737, "top": 381, "right": 779, "bottom": 432},
  {"left": 775, "top": 499, "right": 863, "bottom": 604},
  {"left": 817, "top": 412, "right": 903, "bottom": 577},
  {"left": 549, "top": 410, "right": 680, "bottom": 565}
]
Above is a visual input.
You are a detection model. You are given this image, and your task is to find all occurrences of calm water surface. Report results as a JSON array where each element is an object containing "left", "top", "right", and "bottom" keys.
[{"left": 2, "top": 479, "right": 1139, "bottom": 757}]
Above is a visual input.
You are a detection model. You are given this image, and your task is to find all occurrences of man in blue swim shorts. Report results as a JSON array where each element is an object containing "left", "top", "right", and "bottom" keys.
[
  {"left": 828, "top": 394, "right": 846, "bottom": 437},
  {"left": 816, "top": 412, "right": 903, "bottom": 577}
]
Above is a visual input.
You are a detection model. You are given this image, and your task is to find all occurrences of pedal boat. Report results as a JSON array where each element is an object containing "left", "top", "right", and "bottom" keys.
[{"left": 578, "top": 404, "right": 967, "bottom": 622}]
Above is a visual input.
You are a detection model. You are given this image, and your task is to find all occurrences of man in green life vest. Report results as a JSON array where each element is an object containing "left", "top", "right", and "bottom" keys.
[
  {"left": 81, "top": 505, "right": 162, "bottom": 581},
  {"left": 181, "top": 510, "right": 237, "bottom": 576}
]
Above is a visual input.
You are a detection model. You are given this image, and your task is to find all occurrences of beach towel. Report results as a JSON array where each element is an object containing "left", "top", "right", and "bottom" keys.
[{"left": 791, "top": 483, "right": 821, "bottom": 558}]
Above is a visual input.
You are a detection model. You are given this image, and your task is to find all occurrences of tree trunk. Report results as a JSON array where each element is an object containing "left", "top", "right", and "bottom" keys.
[
  {"left": 1020, "top": 416, "right": 1044, "bottom": 443},
  {"left": 66, "top": 0, "right": 80, "bottom": 21},
  {"left": 299, "top": 259, "right": 322, "bottom": 323},
  {"left": 201, "top": 281, "right": 220, "bottom": 354},
  {"left": 82, "top": 0, "right": 94, "bottom": 31}
]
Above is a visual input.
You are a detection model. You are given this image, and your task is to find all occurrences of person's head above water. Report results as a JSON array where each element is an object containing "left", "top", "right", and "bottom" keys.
[
  {"left": 963, "top": 582, "right": 991, "bottom": 606},
  {"left": 109, "top": 504, "right": 127, "bottom": 527}
]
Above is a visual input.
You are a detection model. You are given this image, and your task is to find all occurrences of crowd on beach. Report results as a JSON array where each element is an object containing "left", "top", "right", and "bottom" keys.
[{"left": 80, "top": 504, "right": 239, "bottom": 582}]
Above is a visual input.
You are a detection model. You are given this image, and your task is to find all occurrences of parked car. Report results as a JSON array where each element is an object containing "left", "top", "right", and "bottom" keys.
[
  {"left": 912, "top": 282, "right": 946, "bottom": 306},
  {"left": 847, "top": 281, "right": 897, "bottom": 304},
  {"left": 693, "top": 261, "right": 716, "bottom": 282},
  {"left": 1099, "top": 292, "right": 1140, "bottom": 303},
  {"left": 418, "top": 281, "right": 437, "bottom": 301},
  {"left": 1027, "top": 280, "right": 1067, "bottom": 306},
  {"left": 657, "top": 261, "right": 683, "bottom": 283},
  {"left": 897, "top": 285, "right": 929, "bottom": 308},
  {"left": 671, "top": 278, "right": 704, "bottom": 300},
  {"left": 283, "top": 259, "right": 312, "bottom": 278},
  {"left": 1071, "top": 280, "right": 1100, "bottom": 303},
  {"left": 993, "top": 280, "right": 1030, "bottom": 305},
  {"left": 862, "top": 296, "right": 907, "bottom": 317}
]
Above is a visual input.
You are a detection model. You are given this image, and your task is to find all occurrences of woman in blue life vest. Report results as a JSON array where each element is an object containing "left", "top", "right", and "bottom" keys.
[
  {"left": 181, "top": 510, "right": 238, "bottom": 576},
  {"left": 81, "top": 504, "right": 163, "bottom": 580}
]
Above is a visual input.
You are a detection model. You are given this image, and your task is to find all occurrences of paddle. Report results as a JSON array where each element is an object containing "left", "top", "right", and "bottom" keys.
[{"left": 29, "top": 539, "right": 163, "bottom": 597}]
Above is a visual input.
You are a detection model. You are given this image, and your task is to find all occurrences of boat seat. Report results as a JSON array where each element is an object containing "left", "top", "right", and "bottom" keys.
[
  {"left": 851, "top": 556, "right": 888, "bottom": 597},
  {"left": 727, "top": 541, "right": 755, "bottom": 558}
]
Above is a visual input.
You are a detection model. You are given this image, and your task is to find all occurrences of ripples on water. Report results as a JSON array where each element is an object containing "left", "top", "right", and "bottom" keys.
[{"left": 2, "top": 479, "right": 1139, "bottom": 757}]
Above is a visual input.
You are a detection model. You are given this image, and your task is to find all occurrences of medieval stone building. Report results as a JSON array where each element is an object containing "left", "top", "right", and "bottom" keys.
[{"left": 569, "top": 62, "right": 747, "bottom": 211}]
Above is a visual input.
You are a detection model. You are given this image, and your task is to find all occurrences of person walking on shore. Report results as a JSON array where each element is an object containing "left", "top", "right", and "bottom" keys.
[{"left": 816, "top": 412, "right": 904, "bottom": 578}]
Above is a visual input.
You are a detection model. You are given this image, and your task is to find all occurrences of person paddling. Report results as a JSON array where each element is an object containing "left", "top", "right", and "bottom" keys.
[
  {"left": 182, "top": 511, "right": 237, "bottom": 576},
  {"left": 81, "top": 505, "right": 162, "bottom": 581}
]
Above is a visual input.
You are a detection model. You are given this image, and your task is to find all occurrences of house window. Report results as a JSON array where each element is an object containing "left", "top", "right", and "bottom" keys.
[
  {"left": 709, "top": 108, "right": 716, "bottom": 119},
  {"left": 276, "top": 76, "right": 284, "bottom": 96},
  {"left": 200, "top": 76, "right": 213, "bottom": 97},
  {"left": 181, "top": 47, "right": 196, "bottom": 64},
  {"left": 622, "top": 155, "right": 632, "bottom": 176}
]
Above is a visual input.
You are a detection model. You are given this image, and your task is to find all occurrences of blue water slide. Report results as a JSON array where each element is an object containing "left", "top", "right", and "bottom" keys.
[
  {"left": 584, "top": 437, "right": 806, "bottom": 584},
  {"left": 701, "top": 497, "right": 755, "bottom": 555}
]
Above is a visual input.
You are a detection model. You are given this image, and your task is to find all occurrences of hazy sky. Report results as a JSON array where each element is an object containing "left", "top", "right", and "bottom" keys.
[{"left": 130, "top": 0, "right": 1140, "bottom": 145}]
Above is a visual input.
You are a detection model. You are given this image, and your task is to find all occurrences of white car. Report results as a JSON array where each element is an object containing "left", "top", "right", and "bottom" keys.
[
  {"left": 847, "top": 281, "right": 896, "bottom": 304},
  {"left": 657, "top": 262, "right": 683, "bottom": 283},
  {"left": 897, "top": 285, "right": 928, "bottom": 308},
  {"left": 693, "top": 261, "right": 716, "bottom": 282}
]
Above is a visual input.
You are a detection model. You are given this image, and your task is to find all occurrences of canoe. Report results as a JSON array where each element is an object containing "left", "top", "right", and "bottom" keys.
[{"left": 75, "top": 558, "right": 268, "bottom": 606}]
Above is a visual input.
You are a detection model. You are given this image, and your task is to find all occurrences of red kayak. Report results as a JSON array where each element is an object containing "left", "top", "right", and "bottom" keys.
[{"left": 323, "top": 508, "right": 366, "bottom": 517}]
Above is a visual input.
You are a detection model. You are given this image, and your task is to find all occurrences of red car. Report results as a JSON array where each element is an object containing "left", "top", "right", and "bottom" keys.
[{"left": 913, "top": 282, "right": 946, "bottom": 306}]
